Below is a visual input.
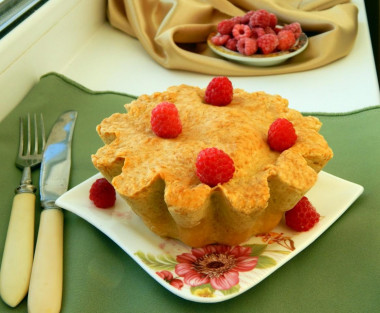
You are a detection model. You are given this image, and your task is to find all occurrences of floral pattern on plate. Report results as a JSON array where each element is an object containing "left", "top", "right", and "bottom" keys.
[
  {"left": 56, "top": 171, "right": 363, "bottom": 303},
  {"left": 138, "top": 232, "right": 294, "bottom": 298}
]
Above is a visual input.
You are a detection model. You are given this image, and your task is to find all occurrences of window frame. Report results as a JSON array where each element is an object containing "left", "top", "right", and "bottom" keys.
[{"left": 0, "top": 0, "right": 49, "bottom": 38}]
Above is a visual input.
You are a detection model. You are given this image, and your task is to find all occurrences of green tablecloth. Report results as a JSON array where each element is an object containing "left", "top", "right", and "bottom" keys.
[{"left": 0, "top": 73, "right": 379, "bottom": 313}]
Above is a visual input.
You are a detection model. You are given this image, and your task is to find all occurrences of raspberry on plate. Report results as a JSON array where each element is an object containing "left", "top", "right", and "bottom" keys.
[
  {"left": 264, "top": 26, "right": 276, "bottom": 35},
  {"left": 277, "top": 30, "right": 296, "bottom": 51},
  {"left": 209, "top": 10, "right": 305, "bottom": 59},
  {"left": 283, "top": 22, "right": 302, "bottom": 39},
  {"left": 285, "top": 197, "right": 320, "bottom": 231},
  {"left": 210, "top": 34, "right": 230, "bottom": 46},
  {"left": 257, "top": 33, "right": 279, "bottom": 54},
  {"left": 196, "top": 147, "right": 235, "bottom": 187},
  {"left": 268, "top": 13, "right": 277, "bottom": 28},
  {"left": 225, "top": 38, "right": 238, "bottom": 51},
  {"left": 151, "top": 102, "right": 182, "bottom": 138},
  {"left": 251, "top": 27, "right": 266, "bottom": 38},
  {"left": 267, "top": 118, "right": 297, "bottom": 152},
  {"left": 217, "top": 19, "right": 236, "bottom": 35},
  {"left": 232, "top": 24, "right": 252, "bottom": 40},
  {"left": 89, "top": 178, "right": 116, "bottom": 209},
  {"left": 239, "top": 10, "right": 255, "bottom": 24},
  {"left": 249, "top": 9, "right": 271, "bottom": 28},
  {"left": 204, "top": 76, "right": 233, "bottom": 106},
  {"left": 237, "top": 37, "right": 258, "bottom": 55}
]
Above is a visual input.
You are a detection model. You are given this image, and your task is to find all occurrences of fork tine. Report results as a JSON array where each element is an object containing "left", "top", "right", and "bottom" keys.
[
  {"left": 33, "top": 114, "right": 39, "bottom": 155},
  {"left": 26, "top": 114, "right": 31, "bottom": 155},
  {"left": 15, "top": 113, "right": 45, "bottom": 169}
]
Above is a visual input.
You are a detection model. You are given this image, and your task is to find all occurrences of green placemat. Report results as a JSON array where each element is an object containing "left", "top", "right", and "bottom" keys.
[{"left": 0, "top": 73, "right": 379, "bottom": 313}]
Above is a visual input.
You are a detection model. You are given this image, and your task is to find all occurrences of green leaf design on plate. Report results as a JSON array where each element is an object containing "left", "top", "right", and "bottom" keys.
[
  {"left": 220, "top": 284, "right": 240, "bottom": 295},
  {"left": 244, "top": 244, "right": 268, "bottom": 256},
  {"left": 256, "top": 255, "right": 277, "bottom": 269},
  {"left": 135, "top": 251, "right": 177, "bottom": 271},
  {"left": 190, "top": 284, "right": 215, "bottom": 297}
]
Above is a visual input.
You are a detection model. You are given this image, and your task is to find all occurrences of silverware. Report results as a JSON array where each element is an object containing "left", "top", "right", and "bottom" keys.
[
  {"left": 28, "top": 111, "right": 77, "bottom": 313},
  {"left": 0, "top": 114, "right": 45, "bottom": 307}
]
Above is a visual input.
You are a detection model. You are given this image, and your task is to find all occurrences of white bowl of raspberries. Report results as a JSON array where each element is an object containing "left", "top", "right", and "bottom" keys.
[{"left": 207, "top": 9, "right": 308, "bottom": 66}]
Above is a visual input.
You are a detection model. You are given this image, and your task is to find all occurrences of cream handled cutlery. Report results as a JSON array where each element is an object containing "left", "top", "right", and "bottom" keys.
[
  {"left": 0, "top": 114, "right": 45, "bottom": 307},
  {"left": 28, "top": 110, "right": 77, "bottom": 313}
]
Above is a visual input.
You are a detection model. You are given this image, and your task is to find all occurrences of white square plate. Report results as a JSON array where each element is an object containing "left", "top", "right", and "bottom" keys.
[{"left": 56, "top": 171, "right": 363, "bottom": 303}]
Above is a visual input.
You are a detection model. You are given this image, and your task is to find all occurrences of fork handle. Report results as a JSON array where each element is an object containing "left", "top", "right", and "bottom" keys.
[
  {"left": 0, "top": 193, "right": 35, "bottom": 307},
  {"left": 28, "top": 208, "right": 63, "bottom": 313}
]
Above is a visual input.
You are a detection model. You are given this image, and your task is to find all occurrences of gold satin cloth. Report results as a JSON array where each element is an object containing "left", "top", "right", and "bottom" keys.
[{"left": 107, "top": 0, "right": 358, "bottom": 76}]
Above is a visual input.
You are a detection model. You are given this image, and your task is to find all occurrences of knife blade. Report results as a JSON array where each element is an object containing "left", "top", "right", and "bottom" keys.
[{"left": 27, "top": 110, "right": 77, "bottom": 313}]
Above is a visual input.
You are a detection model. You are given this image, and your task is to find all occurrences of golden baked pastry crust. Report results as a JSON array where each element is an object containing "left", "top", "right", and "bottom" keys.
[{"left": 92, "top": 85, "right": 333, "bottom": 247}]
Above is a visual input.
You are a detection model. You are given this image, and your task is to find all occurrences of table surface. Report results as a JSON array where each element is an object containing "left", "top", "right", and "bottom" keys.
[{"left": 0, "top": 73, "right": 378, "bottom": 313}]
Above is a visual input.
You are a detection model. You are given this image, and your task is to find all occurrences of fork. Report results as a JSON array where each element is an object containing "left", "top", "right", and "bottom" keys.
[{"left": 0, "top": 114, "right": 45, "bottom": 307}]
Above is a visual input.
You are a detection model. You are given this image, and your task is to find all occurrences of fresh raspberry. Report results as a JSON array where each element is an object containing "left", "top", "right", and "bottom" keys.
[
  {"left": 252, "top": 27, "right": 266, "bottom": 38},
  {"left": 257, "top": 33, "right": 279, "bottom": 54},
  {"left": 249, "top": 9, "right": 271, "bottom": 28},
  {"left": 237, "top": 37, "right": 257, "bottom": 55},
  {"left": 267, "top": 118, "right": 297, "bottom": 152},
  {"left": 277, "top": 30, "right": 296, "bottom": 51},
  {"left": 210, "top": 34, "right": 230, "bottom": 46},
  {"left": 225, "top": 38, "right": 238, "bottom": 51},
  {"left": 89, "top": 178, "right": 116, "bottom": 209},
  {"left": 269, "top": 13, "right": 278, "bottom": 28},
  {"left": 204, "top": 76, "right": 233, "bottom": 106},
  {"left": 151, "top": 102, "right": 182, "bottom": 138},
  {"left": 217, "top": 19, "right": 236, "bottom": 35},
  {"left": 196, "top": 148, "right": 235, "bottom": 187},
  {"left": 231, "top": 16, "right": 244, "bottom": 25},
  {"left": 240, "top": 10, "right": 255, "bottom": 24},
  {"left": 283, "top": 22, "right": 302, "bottom": 39},
  {"left": 232, "top": 24, "right": 252, "bottom": 40},
  {"left": 264, "top": 26, "right": 276, "bottom": 35},
  {"left": 285, "top": 197, "right": 320, "bottom": 231}
]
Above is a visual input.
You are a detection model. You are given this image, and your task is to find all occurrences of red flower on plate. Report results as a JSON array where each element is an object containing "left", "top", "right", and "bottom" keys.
[
  {"left": 169, "top": 278, "right": 184, "bottom": 290},
  {"left": 175, "top": 245, "right": 258, "bottom": 290},
  {"left": 156, "top": 270, "right": 184, "bottom": 290}
]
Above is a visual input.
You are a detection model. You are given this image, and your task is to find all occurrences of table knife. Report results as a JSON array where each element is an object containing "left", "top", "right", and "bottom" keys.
[{"left": 27, "top": 111, "right": 77, "bottom": 313}]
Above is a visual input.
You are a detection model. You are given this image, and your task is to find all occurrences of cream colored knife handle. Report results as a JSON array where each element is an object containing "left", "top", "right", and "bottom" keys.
[
  {"left": 28, "top": 209, "right": 63, "bottom": 313},
  {"left": 0, "top": 193, "right": 35, "bottom": 307}
]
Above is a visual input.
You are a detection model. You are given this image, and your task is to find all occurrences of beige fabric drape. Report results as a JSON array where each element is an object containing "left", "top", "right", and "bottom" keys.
[{"left": 107, "top": 0, "right": 358, "bottom": 76}]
